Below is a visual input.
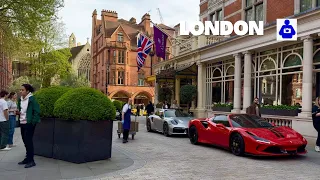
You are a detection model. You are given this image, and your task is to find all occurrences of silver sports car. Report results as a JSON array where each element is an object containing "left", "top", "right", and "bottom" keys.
[{"left": 146, "top": 108, "right": 193, "bottom": 136}]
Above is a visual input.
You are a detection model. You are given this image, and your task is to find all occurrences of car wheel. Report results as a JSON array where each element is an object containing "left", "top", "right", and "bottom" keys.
[
  {"left": 189, "top": 126, "right": 198, "bottom": 145},
  {"left": 230, "top": 133, "right": 245, "bottom": 156},
  {"left": 147, "top": 119, "right": 152, "bottom": 132},
  {"left": 163, "top": 123, "right": 170, "bottom": 137}
]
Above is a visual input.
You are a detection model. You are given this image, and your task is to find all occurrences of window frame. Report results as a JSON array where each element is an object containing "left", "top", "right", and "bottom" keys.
[
  {"left": 117, "top": 71, "right": 124, "bottom": 85},
  {"left": 244, "top": 0, "right": 264, "bottom": 23},
  {"left": 117, "top": 32, "right": 124, "bottom": 42},
  {"left": 212, "top": 115, "right": 231, "bottom": 127},
  {"left": 118, "top": 50, "right": 125, "bottom": 64}
]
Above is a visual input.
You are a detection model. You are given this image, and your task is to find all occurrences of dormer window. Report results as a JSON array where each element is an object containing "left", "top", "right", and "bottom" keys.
[{"left": 117, "top": 32, "right": 123, "bottom": 42}]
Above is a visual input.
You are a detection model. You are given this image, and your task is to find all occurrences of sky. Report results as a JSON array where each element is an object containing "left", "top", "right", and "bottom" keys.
[{"left": 58, "top": 0, "right": 199, "bottom": 45}]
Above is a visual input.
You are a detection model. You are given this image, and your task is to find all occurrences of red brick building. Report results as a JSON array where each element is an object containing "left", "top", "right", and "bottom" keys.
[{"left": 91, "top": 9, "right": 174, "bottom": 104}]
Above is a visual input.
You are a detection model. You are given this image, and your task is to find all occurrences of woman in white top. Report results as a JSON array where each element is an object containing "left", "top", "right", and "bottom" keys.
[{"left": 7, "top": 92, "right": 17, "bottom": 148}]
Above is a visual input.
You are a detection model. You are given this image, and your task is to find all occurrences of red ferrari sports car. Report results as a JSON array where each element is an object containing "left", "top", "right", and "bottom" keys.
[{"left": 188, "top": 114, "right": 308, "bottom": 156}]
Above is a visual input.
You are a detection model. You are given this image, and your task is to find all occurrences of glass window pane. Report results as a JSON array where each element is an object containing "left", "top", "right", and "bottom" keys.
[
  {"left": 300, "top": 0, "right": 312, "bottom": 12},
  {"left": 255, "top": 4, "right": 264, "bottom": 23},
  {"left": 246, "top": 0, "right": 253, "bottom": 7},
  {"left": 245, "top": 8, "right": 254, "bottom": 23},
  {"left": 217, "top": 10, "right": 223, "bottom": 21},
  {"left": 318, "top": 0, "right": 320, "bottom": 6}
]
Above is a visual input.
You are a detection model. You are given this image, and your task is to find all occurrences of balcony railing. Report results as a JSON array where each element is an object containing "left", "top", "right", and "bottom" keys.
[
  {"left": 172, "top": 35, "right": 227, "bottom": 56},
  {"left": 107, "top": 41, "right": 127, "bottom": 48}
]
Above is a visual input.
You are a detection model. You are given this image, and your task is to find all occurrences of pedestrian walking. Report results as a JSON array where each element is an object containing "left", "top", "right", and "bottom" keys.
[
  {"left": 7, "top": 92, "right": 18, "bottom": 148},
  {"left": 146, "top": 101, "right": 154, "bottom": 117},
  {"left": 17, "top": 84, "right": 40, "bottom": 168},
  {"left": 0, "top": 90, "right": 10, "bottom": 151},
  {"left": 122, "top": 98, "right": 132, "bottom": 143},
  {"left": 246, "top": 97, "right": 261, "bottom": 117},
  {"left": 312, "top": 97, "right": 320, "bottom": 152}
]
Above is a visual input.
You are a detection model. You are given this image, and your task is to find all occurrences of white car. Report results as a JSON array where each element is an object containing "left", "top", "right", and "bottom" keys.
[{"left": 146, "top": 108, "right": 193, "bottom": 136}]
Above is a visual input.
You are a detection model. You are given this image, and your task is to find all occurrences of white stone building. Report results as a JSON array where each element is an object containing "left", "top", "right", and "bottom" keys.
[{"left": 153, "top": 3, "right": 320, "bottom": 139}]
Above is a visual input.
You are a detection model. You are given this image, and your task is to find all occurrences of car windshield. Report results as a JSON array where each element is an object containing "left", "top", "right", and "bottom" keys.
[
  {"left": 229, "top": 114, "right": 273, "bottom": 128},
  {"left": 164, "top": 109, "right": 191, "bottom": 117}
]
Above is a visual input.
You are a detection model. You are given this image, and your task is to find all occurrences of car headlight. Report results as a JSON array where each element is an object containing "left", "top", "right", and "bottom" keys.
[
  {"left": 170, "top": 120, "right": 178, "bottom": 125},
  {"left": 246, "top": 131, "right": 270, "bottom": 144}
]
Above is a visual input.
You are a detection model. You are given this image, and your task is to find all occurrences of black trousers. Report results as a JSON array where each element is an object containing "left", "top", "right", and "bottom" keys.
[
  {"left": 123, "top": 129, "right": 129, "bottom": 140},
  {"left": 20, "top": 123, "right": 36, "bottom": 162}
]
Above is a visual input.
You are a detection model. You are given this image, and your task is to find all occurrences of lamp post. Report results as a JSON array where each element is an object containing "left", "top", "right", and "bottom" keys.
[
  {"left": 149, "top": 49, "right": 155, "bottom": 76},
  {"left": 106, "top": 49, "right": 110, "bottom": 94}
]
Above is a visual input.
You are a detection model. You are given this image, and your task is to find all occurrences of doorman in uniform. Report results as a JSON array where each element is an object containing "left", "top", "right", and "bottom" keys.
[{"left": 122, "top": 98, "right": 132, "bottom": 143}]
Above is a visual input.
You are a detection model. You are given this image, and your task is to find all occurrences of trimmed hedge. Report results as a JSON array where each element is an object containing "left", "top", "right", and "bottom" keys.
[
  {"left": 53, "top": 87, "right": 116, "bottom": 121},
  {"left": 34, "top": 86, "right": 72, "bottom": 117},
  {"left": 113, "top": 100, "right": 124, "bottom": 112}
]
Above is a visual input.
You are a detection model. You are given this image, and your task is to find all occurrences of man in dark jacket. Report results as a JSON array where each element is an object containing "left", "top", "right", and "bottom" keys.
[
  {"left": 146, "top": 101, "right": 154, "bottom": 116},
  {"left": 246, "top": 97, "right": 261, "bottom": 117}
]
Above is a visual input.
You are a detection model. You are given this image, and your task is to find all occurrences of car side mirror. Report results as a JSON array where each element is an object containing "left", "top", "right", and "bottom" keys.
[{"left": 216, "top": 123, "right": 226, "bottom": 128}]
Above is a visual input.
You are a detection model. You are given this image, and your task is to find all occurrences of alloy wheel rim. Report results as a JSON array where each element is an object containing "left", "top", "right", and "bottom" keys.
[
  {"left": 147, "top": 121, "right": 151, "bottom": 130},
  {"left": 190, "top": 129, "right": 196, "bottom": 143},
  {"left": 163, "top": 124, "right": 168, "bottom": 135},
  {"left": 231, "top": 137, "right": 241, "bottom": 154}
]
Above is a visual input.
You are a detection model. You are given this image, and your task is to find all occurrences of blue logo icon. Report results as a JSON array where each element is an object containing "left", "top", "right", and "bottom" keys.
[{"left": 277, "top": 19, "right": 297, "bottom": 41}]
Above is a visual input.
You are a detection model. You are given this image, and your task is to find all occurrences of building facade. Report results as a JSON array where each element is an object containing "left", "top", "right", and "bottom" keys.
[
  {"left": 91, "top": 9, "right": 174, "bottom": 104},
  {"left": 153, "top": 0, "right": 320, "bottom": 138},
  {"left": 68, "top": 33, "right": 91, "bottom": 82}
]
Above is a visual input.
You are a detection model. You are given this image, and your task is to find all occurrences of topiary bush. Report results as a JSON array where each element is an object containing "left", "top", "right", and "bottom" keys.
[
  {"left": 34, "top": 86, "right": 72, "bottom": 117},
  {"left": 113, "top": 100, "right": 124, "bottom": 112},
  {"left": 53, "top": 87, "right": 116, "bottom": 121}
]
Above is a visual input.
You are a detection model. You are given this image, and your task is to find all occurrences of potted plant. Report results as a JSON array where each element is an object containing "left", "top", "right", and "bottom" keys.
[
  {"left": 53, "top": 87, "right": 116, "bottom": 163},
  {"left": 212, "top": 103, "right": 233, "bottom": 112},
  {"left": 33, "top": 86, "right": 71, "bottom": 158},
  {"left": 260, "top": 105, "right": 299, "bottom": 116},
  {"left": 180, "top": 85, "right": 197, "bottom": 112},
  {"left": 113, "top": 100, "right": 124, "bottom": 121}
]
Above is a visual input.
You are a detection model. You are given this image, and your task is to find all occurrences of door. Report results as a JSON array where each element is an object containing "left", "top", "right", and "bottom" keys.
[
  {"left": 211, "top": 115, "right": 231, "bottom": 147},
  {"left": 152, "top": 110, "right": 161, "bottom": 131}
]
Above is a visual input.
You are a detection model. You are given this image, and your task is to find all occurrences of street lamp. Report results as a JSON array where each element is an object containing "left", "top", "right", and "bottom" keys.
[{"left": 149, "top": 49, "right": 155, "bottom": 76}]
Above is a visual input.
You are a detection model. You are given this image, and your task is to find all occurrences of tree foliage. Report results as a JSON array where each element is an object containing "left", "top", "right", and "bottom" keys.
[
  {"left": 60, "top": 73, "right": 90, "bottom": 88},
  {"left": 40, "top": 48, "right": 72, "bottom": 87},
  {"left": 8, "top": 76, "right": 41, "bottom": 93},
  {"left": 180, "top": 85, "right": 197, "bottom": 105},
  {"left": 0, "top": 0, "right": 64, "bottom": 54},
  {"left": 158, "top": 87, "right": 172, "bottom": 103}
]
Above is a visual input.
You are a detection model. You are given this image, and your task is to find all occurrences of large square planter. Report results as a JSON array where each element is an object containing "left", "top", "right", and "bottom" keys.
[
  {"left": 33, "top": 117, "right": 55, "bottom": 158},
  {"left": 53, "top": 119, "right": 113, "bottom": 164},
  {"left": 212, "top": 107, "right": 232, "bottom": 112},
  {"left": 261, "top": 108, "right": 299, "bottom": 116}
]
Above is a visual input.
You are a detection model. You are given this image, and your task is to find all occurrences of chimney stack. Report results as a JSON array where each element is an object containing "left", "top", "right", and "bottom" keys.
[{"left": 102, "top": 9, "right": 118, "bottom": 22}]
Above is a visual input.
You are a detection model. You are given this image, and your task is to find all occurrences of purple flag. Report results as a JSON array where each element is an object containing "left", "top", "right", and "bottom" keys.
[{"left": 153, "top": 25, "right": 168, "bottom": 60}]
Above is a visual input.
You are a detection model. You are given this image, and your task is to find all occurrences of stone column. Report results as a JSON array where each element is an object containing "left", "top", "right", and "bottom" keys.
[
  {"left": 242, "top": 51, "right": 253, "bottom": 113},
  {"left": 191, "top": 78, "right": 196, "bottom": 109},
  {"left": 195, "top": 61, "right": 206, "bottom": 117},
  {"left": 298, "top": 36, "right": 314, "bottom": 118},
  {"left": 175, "top": 77, "right": 181, "bottom": 105},
  {"left": 232, "top": 53, "right": 242, "bottom": 113}
]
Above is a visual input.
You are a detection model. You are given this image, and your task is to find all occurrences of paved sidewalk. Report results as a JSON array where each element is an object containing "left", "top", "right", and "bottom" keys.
[
  {"left": 0, "top": 127, "right": 134, "bottom": 180},
  {"left": 2, "top": 116, "right": 320, "bottom": 180}
]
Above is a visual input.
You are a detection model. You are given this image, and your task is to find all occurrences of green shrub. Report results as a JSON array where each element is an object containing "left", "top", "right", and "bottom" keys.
[
  {"left": 113, "top": 100, "right": 124, "bottom": 112},
  {"left": 34, "top": 86, "right": 72, "bottom": 117},
  {"left": 262, "top": 104, "right": 299, "bottom": 110},
  {"left": 53, "top": 87, "right": 116, "bottom": 121},
  {"left": 213, "top": 103, "right": 233, "bottom": 108}
]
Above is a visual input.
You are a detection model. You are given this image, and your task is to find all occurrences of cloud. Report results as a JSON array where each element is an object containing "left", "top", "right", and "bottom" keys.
[{"left": 59, "top": 0, "right": 199, "bottom": 45}]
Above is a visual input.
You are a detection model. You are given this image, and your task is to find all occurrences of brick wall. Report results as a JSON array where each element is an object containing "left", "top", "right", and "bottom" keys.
[
  {"left": 224, "top": 0, "right": 242, "bottom": 18},
  {"left": 225, "top": 13, "right": 242, "bottom": 35},
  {"left": 200, "top": 1, "right": 208, "bottom": 14},
  {"left": 266, "top": 0, "right": 294, "bottom": 24}
]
